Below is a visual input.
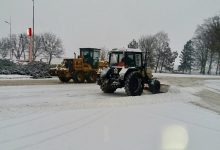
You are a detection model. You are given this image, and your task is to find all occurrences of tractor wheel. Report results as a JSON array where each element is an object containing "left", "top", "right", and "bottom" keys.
[
  {"left": 101, "top": 79, "right": 116, "bottom": 93},
  {"left": 125, "top": 71, "right": 144, "bottom": 96},
  {"left": 149, "top": 79, "right": 160, "bottom": 94},
  {"left": 58, "top": 76, "right": 70, "bottom": 83},
  {"left": 75, "top": 71, "right": 85, "bottom": 83},
  {"left": 86, "top": 72, "right": 97, "bottom": 83}
]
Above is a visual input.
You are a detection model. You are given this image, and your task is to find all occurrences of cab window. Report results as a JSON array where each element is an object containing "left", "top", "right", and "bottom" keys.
[
  {"left": 126, "top": 53, "right": 135, "bottom": 67},
  {"left": 135, "top": 54, "right": 142, "bottom": 66},
  {"left": 110, "top": 52, "right": 123, "bottom": 66}
]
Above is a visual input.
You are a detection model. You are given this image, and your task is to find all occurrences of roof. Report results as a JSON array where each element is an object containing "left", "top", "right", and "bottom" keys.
[
  {"left": 79, "top": 48, "right": 101, "bottom": 51},
  {"left": 111, "top": 48, "right": 142, "bottom": 53}
]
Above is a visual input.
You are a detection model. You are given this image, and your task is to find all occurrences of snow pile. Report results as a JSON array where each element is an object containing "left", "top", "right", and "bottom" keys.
[
  {"left": 21, "top": 61, "right": 51, "bottom": 79},
  {"left": 0, "top": 59, "right": 51, "bottom": 78},
  {"left": 0, "top": 59, "right": 17, "bottom": 74}
]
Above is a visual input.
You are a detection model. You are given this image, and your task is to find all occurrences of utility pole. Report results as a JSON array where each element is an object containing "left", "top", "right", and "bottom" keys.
[
  {"left": 32, "top": 0, "right": 35, "bottom": 62},
  {"left": 4, "top": 16, "right": 12, "bottom": 59}
]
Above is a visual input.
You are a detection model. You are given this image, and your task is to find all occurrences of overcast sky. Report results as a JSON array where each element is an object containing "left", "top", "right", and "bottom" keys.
[{"left": 1, "top": 0, "right": 220, "bottom": 63}]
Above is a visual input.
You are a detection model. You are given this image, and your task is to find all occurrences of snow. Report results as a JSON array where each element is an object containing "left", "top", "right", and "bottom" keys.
[
  {"left": 112, "top": 48, "right": 142, "bottom": 52},
  {"left": 0, "top": 74, "right": 220, "bottom": 150},
  {"left": 153, "top": 73, "right": 220, "bottom": 79},
  {"left": 0, "top": 75, "right": 31, "bottom": 80},
  {"left": 205, "top": 80, "right": 220, "bottom": 92}
]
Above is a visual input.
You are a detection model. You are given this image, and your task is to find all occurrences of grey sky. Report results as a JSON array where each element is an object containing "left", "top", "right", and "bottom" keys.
[{"left": 1, "top": 0, "right": 220, "bottom": 62}]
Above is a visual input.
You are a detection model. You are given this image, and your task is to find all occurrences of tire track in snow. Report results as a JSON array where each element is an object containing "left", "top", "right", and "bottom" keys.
[
  {"left": 0, "top": 111, "right": 58, "bottom": 130},
  {"left": 0, "top": 110, "right": 104, "bottom": 145},
  {"left": 0, "top": 110, "right": 39, "bottom": 122},
  {"left": 9, "top": 110, "right": 113, "bottom": 150}
]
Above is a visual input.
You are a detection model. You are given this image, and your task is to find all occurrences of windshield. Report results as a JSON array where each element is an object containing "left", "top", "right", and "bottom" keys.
[
  {"left": 125, "top": 52, "right": 142, "bottom": 67},
  {"left": 109, "top": 52, "right": 124, "bottom": 66},
  {"left": 93, "top": 50, "right": 100, "bottom": 68},
  {"left": 80, "top": 48, "right": 100, "bottom": 68}
]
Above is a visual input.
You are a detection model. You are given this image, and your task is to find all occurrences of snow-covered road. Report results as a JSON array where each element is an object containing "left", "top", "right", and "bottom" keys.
[{"left": 0, "top": 75, "right": 220, "bottom": 150}]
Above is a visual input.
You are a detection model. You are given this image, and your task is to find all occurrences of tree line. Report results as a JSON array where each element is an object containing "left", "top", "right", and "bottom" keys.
[
  {"left": 128, "top": 31, "right": 178, "bottom": 73},
  {"left": 179, "top": 14, "right": 220, "bottom": 75},
  {"left": 0, "top": 32, "right": 64, "bottom": 64}
]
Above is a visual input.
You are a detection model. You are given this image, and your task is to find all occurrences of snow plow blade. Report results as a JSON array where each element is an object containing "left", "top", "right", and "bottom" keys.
[
  {"left": 159, "top": 84, "right": 170, "bottom": 93},
  {"left": 144, "top": 83, "right": 170, "bottom": 93}
]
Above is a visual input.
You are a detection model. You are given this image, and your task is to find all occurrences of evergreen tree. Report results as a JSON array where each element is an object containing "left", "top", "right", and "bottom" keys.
[
  {"left": 179, "top": 40, "right": 195, "bottom": 73},
  {"left": 128, "top": 39, "right": 138, "bottom": 49},
  {"left": 160, "top": 43, "right": 178, "bottom": 72}
]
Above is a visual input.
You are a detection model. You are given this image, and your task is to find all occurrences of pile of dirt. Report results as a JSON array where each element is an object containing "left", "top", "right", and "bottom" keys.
[{"left": 0, "top": 59, "right": 51, "bottom": 78}]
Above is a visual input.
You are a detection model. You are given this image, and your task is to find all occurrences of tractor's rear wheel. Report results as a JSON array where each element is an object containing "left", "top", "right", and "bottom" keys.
[
  {"left": 125, "top": 71, "right": 144, "bottom": 96},
  {"left": 58, "top": 76, "right": 71, "bottom": 83},
  {"left": 149, "top": 79, "right": 160, "bottom": 94},
  {"left": 100, "top": 79, "right": 116, "bottom": 93}
]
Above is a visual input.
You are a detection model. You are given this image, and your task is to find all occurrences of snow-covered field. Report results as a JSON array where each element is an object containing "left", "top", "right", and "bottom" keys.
[{"left": 0, "top": 73, "right": 220, "bottom": 150}]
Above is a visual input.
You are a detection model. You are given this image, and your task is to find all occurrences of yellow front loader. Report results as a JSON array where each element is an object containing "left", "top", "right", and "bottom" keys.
[{"left": 50, "top": 48, "right": 108, "bottom": 83}]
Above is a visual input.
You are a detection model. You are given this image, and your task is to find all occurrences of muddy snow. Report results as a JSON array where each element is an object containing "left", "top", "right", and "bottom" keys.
[{"left": 0, "top": 73, "right": 220, "bottom": 150}]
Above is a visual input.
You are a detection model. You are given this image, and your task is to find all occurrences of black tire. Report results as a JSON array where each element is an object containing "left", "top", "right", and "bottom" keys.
[
  {"left": 74, "top": 71, "right": 85, "bottom": 83},
  {"left": 149, "top": 79, "right": 160, "bottom": 94},
  {"left": 86, "top": 71, "right": 97, "bottom": 83},
  {"left": 96, "top": 75, "right": 101, "bottom": 85},
  {"left": 58, "top": 76, "right": 70, "bottom": 83},
  {"left": 125, "top": 71, "right": 144, "bottom": 96},
  {"left": 100, "top": 79, "right": 116, "bottom": 93}
]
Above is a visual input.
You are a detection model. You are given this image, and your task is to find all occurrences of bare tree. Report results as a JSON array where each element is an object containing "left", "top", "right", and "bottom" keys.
[
  {"left": 193, "top": 24, "right": 210, "bottom": 74},
  {"left": 32, "top": 34, "right": 43, "bottom": 61},
  {"left": 193, "top": 14, "right": 220, "bottom": 75},
  {"left": 208, "top": 15, "right": 220, "bottom": 75},
  {"left": 204, "top": 18, "right": 218, "bottom": 74},
  {"left": 41, "top": 33, "right": 64, "bottom": 64},
  {"left": 0, "top": 37, "right": 10, "bottom": 58},
  {"left": 193, "top": 38, "right": 208, "bottom": 74},
  {"left": 20, "top": 34, "right": 29, "bottom": 60},
  {"left": 154, "top": 31, "right": 170, "bottom": 73},
  {"left": 10, "top": 34, "right": 29, "bottom": 61},
  {"left": 138, "top": 35, "right": 156, "bottom": 68},
  {"left": 100, "top": 47, "right": 109, "bottom": 60}
]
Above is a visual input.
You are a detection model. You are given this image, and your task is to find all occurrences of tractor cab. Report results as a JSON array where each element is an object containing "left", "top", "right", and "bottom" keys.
[
  {"left": 80, "top": 48, "right": 100, "bottom": 69},
  {"left": 109, "top": 48, "right": 143, "bottom": 68}
]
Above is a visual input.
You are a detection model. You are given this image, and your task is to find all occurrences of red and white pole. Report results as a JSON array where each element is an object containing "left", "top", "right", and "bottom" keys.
[{"left": 27, "top": 28, "right": 32, "bottom": 62}]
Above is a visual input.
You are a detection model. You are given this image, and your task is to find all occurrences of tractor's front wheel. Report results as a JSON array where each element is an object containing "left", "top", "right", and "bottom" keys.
[
  {"left": 125, "top": 71, "right": 144, "bottom": 96},
  {"left": 74, "top": 71, "right": 85, "bottom": 83},
  {"left": 149, "top": 79, "right": 160, "bottom": 94},
  {"left": 100, "top": 79, "right": 116, "bottom": 93},
  {"left": 58, "top": 76, "right": 71, "bottom": 83}
]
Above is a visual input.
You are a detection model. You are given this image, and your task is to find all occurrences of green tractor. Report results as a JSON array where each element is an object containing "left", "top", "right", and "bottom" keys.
[{"left": 97, "top": 48, "right": 160, "bottom": 96}]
